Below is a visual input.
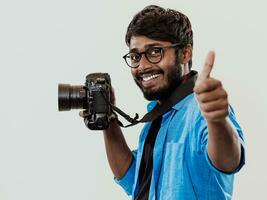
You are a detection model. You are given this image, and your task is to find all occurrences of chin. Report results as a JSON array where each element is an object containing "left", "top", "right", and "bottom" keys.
[{"left": 142, "top": 86, "right": 172, "bottom": 101}]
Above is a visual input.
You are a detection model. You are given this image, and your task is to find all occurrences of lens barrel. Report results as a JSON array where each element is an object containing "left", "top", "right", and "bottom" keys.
[{"left": 58, "top": 84, "right": 87, "bottom": 111}]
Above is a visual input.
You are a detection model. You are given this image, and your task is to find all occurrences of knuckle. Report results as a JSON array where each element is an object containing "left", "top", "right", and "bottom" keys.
[
  {"left": 219, "top": 89, "right": 227, "bottom": 98},
  {"left": 224, "top": 91, "right": 228, "bottom": 99},
  {"left": 196, "top": 93, "right": 204, "bottom": 102},
  {"left": 217, "top": 80, "right": 222, "bottom": 87},
  {"left": 193, "top": 85, "right": 200, "bottom": 93},
  {"left": 223, "top": 99, "right": 228, "bottom": 107}
]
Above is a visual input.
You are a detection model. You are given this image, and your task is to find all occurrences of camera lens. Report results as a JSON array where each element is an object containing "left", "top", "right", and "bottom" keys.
[{"left": 58, "top": 84, "right": 87, "bottom": 111}]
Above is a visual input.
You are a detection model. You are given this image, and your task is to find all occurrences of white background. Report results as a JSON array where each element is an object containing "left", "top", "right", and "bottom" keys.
[{"left": 0, "top": 0, "right": 266, "bottom": 199}]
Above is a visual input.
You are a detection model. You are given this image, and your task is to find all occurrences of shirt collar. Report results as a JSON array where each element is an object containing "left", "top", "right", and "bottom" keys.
[{"left": 147, "top": 93, "right": 194, "bottom": 112}]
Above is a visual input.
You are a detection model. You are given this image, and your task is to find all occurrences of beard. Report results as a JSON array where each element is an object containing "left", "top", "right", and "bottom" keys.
[{"left": 134, "top": 64, "right": 183, "bottom": 101}]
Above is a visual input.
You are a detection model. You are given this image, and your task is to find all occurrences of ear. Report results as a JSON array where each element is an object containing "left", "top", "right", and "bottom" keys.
[{"left": 180, "top": 44, "right": 192, "bottom": 64}]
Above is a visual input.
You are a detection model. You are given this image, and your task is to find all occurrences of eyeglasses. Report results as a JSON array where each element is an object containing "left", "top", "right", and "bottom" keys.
[{"left": 123, "top": 43, "right": 182, "bottom": 68}]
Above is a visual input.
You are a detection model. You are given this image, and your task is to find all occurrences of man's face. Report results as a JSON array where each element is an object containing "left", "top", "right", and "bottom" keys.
[{"left": 129, "top": 35, "right": 183, "bottom": 102}]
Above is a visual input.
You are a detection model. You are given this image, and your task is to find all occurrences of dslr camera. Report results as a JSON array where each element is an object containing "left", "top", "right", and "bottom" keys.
[{"left": 58, "top": 73, "right": 112, "bottom": 130}]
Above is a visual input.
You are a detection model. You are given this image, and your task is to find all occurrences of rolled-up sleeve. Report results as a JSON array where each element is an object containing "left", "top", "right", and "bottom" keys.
[{"left": 114, "top": 150, "right": 137, "bottom": 196}]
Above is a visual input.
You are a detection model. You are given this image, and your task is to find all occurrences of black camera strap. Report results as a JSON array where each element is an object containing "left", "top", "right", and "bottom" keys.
[{"left": 110, "top": 71, "right": 198, "bottom": 128}]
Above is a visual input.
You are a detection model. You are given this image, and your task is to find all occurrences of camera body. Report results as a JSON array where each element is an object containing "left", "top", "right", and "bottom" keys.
[{"left": 58, "top": 73, "right": 112, "bottom": 130}]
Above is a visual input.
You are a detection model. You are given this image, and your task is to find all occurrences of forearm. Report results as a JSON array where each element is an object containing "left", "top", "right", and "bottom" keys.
[
  {"left": 207, "top": 118, "right": 241, "bottom": 172},
  {"left": 103, "top": 121, "right": 133, "bottom": 179}
]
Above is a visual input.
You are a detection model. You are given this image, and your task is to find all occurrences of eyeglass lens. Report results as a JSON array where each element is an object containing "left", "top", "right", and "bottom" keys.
[{"left": 125, "top": 47, "right": 163, "bottom": 68}]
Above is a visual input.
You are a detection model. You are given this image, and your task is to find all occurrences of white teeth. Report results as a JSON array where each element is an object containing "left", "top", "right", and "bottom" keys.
[{"left": 142, "top": 74, "right": 160, "bottom": 82}]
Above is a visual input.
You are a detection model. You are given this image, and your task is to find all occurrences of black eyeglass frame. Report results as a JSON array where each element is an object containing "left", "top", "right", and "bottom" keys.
[{"left": 123, "top": 43, "right": 183, "bottom": 68}]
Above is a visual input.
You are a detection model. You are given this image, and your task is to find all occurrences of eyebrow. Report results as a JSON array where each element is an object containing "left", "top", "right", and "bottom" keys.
[{"left": 129, "top": 43, "right": 164, "bottom": 53}]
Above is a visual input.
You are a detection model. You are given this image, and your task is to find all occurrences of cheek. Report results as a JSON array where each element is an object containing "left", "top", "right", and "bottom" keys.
[
  {"left": 159, "top": 54, "right": 177, "bottom": 72},
  {"left": 131, "top": 68, "right": 137, "bottom": 78},
  {"left": 159, "top": 62, "right": 176, "bottom": 75}
]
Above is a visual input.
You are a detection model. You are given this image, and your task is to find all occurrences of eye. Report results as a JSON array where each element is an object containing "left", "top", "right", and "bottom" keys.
[
  {"left": 147, "top": 47, "right": 162, "bottom": 57},
  {"left": 129, "top": 53, "right": 141, "bottom": 62}
]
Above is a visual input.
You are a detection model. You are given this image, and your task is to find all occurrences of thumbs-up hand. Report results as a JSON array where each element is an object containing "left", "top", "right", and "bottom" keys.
[{"left": 194, "top": 51, "right": 229, "bottom": 122}]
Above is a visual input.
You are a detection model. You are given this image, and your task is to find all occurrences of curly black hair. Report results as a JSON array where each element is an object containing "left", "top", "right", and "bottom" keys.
[{"left": 125, "top": 5, "right": 193, "bottom": 68}]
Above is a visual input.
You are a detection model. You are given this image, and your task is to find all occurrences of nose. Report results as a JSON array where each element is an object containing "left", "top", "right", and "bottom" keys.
[{"left": 138, "top": 54, "right": 152, "bottom": 72}]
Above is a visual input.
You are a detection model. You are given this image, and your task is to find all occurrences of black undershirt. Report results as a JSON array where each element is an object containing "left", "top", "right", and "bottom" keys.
[{"left": 135, "top": 116, "right": 162, "bottom": 200}]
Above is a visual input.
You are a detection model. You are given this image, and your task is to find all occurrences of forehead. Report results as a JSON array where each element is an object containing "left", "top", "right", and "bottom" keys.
[{"left": 129, "top": 36, "right": 172, "bottom": 51}]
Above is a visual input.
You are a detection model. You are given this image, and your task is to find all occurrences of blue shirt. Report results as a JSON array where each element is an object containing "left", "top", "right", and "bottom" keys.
[{"left": 115, "top": 93, "right": 245, "bottom": 200}]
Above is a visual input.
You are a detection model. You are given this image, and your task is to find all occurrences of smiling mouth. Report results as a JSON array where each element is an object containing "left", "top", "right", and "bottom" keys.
[
  {"left": 136, "top": 71, "right": 163, "bottom": 89},
  {"left": 141, "top": 73, "right": 161, "bottom": 82},
  {"left": 138, "top": 71, "right": 162, "bottom": 81}
]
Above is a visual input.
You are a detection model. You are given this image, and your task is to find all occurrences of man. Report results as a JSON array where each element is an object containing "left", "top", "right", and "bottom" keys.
[{"left": 82, "top": 5, "right": 245, "bottom": 200}]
